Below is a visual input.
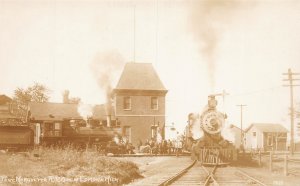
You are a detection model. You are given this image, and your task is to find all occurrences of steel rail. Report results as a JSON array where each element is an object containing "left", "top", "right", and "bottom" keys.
[
  {"left": 289, "top": 168, "right": 300, "bottom": 176},
  {"left": 158, "top": 160, "right": 197, "bottom": 186},
  {"left": 235, "top": 169, "right": 267, "bottom": 186},
  {"left": 288, "top": 159, "right": 300, "bottom": 163},
  {"left": 203, "top": 165, "right": 219, "bottom": 186}
]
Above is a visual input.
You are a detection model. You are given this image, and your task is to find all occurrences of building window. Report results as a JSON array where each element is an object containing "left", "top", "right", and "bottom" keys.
[
  {"left": 44, "top": 122, "right": 61, "bottom": 137},
  {"left": 151, "top": 97, "right": 158, "bottom": 110},
  {"left": 123, "top": 126, "right": 131, "bottom": 143},
  {"left": 54, "top": 122, "right": 61, "bottom": 130},
  {"left": 123, "top": 97, "right": 131, "bottom": 110},
  {"left": 253, "top": 132, "right": 256, "bottom": 137},
  {"left": 54, "top": 123, "right": 61, "bottom": 136}
]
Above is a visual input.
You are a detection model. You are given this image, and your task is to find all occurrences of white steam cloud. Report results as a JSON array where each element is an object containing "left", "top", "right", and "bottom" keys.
[
  {"left": 221, "top": 123, "right": 235, "bottom": 142},
  {"left": 189, "top": 113, "right": 204, "bottom": 139},
  {"left": 77, "top": 102, "right": 94, "bottom": 126},
  {"left": 90, "top": 50, "right": 125, "bottom": 96},
  {"left": 188, "top": 0, "right": 253, "bottom": 91}
]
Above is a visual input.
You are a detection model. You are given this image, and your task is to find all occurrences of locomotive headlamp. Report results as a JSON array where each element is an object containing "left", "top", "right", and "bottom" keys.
[{"left": 200, "top": 110, "right": 225, "bottom": 134}]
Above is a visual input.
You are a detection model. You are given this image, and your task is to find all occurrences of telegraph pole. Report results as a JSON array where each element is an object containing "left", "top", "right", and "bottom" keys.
[
  {"left": 283, "top": 68, "right": 300, "bottom": 155},
  {"left": 237, "top": 104, "right": 247, "bottom": 149},
  {"left": 133, "top": 5, "right": 136, "bottom": 63}
]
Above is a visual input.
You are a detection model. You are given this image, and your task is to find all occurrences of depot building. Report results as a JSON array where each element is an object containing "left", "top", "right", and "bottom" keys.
[{"left": 22, "top": 63, "right": 167, "bottom": 147}]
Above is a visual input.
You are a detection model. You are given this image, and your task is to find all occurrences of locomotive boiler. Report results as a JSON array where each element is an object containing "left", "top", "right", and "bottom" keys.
[{"left": 188, "top": 95, "right": 237, "bottom": 165}]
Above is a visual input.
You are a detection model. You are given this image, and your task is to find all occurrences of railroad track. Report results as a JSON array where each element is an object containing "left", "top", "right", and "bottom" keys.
[{"left": 159, "top": 161, "right": 267, "bottom": 186}]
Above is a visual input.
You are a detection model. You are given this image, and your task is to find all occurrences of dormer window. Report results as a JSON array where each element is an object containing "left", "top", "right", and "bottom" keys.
[
  {"left": 123, "top": 97, "right": 131, "bottom": 110},
  {"left": 151, "top": 97, "right": 158, "bottom": 110}
]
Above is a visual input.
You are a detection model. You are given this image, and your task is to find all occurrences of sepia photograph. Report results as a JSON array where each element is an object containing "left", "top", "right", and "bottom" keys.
[{"left": 0, "top": 0, "right": 300, "bottom": 185}]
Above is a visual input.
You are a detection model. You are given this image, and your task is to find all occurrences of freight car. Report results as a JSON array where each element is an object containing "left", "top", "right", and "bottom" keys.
[
  {"left": 0, "top": 126, "right": 34, "bottom": 151},
  {"left": 187, "top": 95, "right": 237, "bottom": 165}
]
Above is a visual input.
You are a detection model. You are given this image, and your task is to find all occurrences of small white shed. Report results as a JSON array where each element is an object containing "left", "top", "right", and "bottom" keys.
[{"left": 244, "top": 123, "right": 288, "bottom": 151}]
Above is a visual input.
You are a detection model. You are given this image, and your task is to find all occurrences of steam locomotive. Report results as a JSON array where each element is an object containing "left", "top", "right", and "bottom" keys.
[
  {"left": 0, "top": 119, "right": 121, "bottom": 152},
  {"left": 0, "top": 101, "right": 123, "bottom": 152},
  {"left": 37, "top": 118, "right": 121, "bottom": 150},
  {"left": 186, "top": 95, "right": 237, "bottom": 165}
]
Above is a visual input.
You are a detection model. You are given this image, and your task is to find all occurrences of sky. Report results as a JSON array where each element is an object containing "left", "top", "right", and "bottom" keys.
[{"left": 0, "top": 0, "right": 300, "bottom": 138}]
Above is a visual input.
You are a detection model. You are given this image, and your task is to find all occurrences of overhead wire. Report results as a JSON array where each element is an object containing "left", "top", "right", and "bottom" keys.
[{"left": 228, "top": 86, "right": 282, "bottom": 97}]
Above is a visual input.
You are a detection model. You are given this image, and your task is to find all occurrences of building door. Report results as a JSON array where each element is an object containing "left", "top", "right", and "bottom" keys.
[
  {"left": 151, "top": 126, "right": 158, "bottom": 140},
  {"left": 35, "top": 123, "right": 41, "bottom": 144},
  {"left": 267, "top": 135, "right": 273, "bottom": 150},
  {"left": 252, "top": 132, "right": 257, "bottom": 149},
  {"left": 123, "top": 126, "right": 131, "bottom": 143}
]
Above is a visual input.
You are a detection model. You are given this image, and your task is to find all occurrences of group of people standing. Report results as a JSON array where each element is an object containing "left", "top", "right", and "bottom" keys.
[{"left": 138, "top": 138, "right": 183, "bottom": 156}]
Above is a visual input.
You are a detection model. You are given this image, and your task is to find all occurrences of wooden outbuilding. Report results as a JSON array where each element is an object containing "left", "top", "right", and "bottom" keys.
[{"left": 244, "top": 123, "right": 288, "bottom": 151}]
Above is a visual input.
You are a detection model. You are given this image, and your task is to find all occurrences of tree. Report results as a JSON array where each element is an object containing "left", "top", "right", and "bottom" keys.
[{"left": 14, "top": 82, "right": 50, "bottom": 103}]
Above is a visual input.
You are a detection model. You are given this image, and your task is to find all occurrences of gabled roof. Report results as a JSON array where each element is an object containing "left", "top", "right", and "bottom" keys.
[
  {"left": 245, "top": 123, "right": 288, "bottom": 133},
  {"left": 115, "top": 63, "right": 167, "bottom": 91},
  {"left": 229, "top": 124, "right": 243, "bottom": 131},
  {"left": 28, "top": 102, "right": 112, "bottom": 121},
  {"left": 0, "top": 95, "right": 12, "bottom": 105}
]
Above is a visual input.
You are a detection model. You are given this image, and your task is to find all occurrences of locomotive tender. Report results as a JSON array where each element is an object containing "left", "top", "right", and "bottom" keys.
[
  {"left": 0, "top": 126, "right": 34, "bottom": 150},
  {"left": 188, "top": 95, "right": 237, "bottom": 165}
]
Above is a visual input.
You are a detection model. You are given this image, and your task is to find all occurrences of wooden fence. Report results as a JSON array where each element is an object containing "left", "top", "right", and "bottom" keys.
[{"left": 257, "top": 151, "right": 300, "bottom": 176}]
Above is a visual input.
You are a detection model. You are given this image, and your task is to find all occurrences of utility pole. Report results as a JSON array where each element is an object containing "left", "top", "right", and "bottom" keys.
[
  {"left": 237, "top": 104, "right": 247, "bottom": 149},
  {"left": 283, "top": 68, "right": 300, "bottom": 155},
  {"left": 134, "top": 5, "right": 136, "bottom": 62}
]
